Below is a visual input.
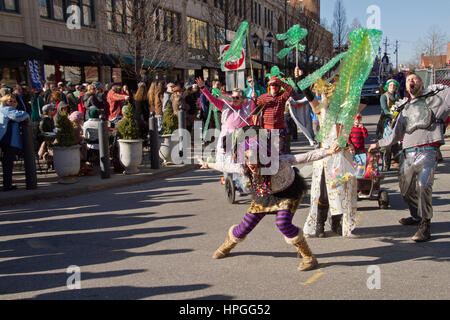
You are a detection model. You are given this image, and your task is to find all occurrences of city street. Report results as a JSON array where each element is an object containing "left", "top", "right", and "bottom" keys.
[{"left": 0, "top": 104, "right": 449, "bottom": 300}]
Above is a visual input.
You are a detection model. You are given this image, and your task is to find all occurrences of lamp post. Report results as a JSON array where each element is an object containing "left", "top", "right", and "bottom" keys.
[{"left": 252, "top": 32, "right": 274, "bottom": 80}]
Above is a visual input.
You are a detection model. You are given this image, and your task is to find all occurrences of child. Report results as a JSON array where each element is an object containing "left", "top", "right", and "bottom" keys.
[
  {"left": 348, "top": 114, "right": 368, "bottom": 155},
  {"left": 348, "top": 114, "right": 368, "bottom": 178}
]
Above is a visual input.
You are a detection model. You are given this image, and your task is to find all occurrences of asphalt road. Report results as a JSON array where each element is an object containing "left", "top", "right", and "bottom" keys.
[{"left": 0, "top": 104, "right": 449, "bottom": 300}]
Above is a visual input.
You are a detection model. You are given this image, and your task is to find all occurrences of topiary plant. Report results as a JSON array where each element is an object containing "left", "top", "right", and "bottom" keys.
[
  {"left": 53, "top": 111, "right": 78, "bottom": 147},
  {"left": 161, "top": 100, "right": 178, "bottom": 135},
  {"left": 116, "top": 102, "right": 140, "bottom": 140}
]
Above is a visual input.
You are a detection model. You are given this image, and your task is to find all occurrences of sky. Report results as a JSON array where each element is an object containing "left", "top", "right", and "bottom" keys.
[{"left": 320, "top": 0, "right": 450, "bottom": 65}]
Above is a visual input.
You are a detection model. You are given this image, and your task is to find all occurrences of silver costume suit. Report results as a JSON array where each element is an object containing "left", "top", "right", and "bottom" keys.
[{"left": 377, "top": 84, "right": 450, "bottom": 220}]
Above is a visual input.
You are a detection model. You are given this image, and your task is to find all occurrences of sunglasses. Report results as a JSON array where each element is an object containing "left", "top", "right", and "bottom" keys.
[{"left": 232, "top": 96, "right": 240, "bottom": 100}]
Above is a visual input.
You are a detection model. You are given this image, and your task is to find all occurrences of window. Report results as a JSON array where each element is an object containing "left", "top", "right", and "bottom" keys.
[
  {"left": 155, "top": 8, "right": 181, "bottom": 43},
  {"left": 106, "top": 0, "right": 131, "bottom": 34},
  {"left": 39, "top": 0, "right": 95, "bottom": 27},
  {"left": 0, "top": 0, "right": 19, "bottom": 12},
  {"left": 187, "top": 17, "right": 209, "bottom": 50}
]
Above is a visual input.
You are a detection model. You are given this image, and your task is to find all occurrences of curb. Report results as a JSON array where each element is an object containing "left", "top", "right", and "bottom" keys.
[{"left": 0, "top": 164, "right": 197, "bottom": 208}]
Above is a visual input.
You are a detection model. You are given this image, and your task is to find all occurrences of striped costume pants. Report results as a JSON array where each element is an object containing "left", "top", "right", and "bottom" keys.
[{"left": 232, "top": 210, "right": 300, "bottom": 239}]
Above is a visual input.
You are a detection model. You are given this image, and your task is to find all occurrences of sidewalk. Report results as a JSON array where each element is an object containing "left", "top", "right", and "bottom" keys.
[{"left": 0, "top": 162, "right": 197, "bottom": 208}]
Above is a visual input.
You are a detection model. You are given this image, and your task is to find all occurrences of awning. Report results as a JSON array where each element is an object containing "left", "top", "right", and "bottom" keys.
[
  {"left": 43, "top": 46, "right": 114, "bottom": 66},
  {"left": 0, "top": 41, "right": 46, "bottom": 60},
  {"left": 188, "top": 59, "right": 220, "bottom": 69},
  {"left": 246, "top": 60, "right": 262, "bottom": 70},
  {"left": 174, "top": 61, "right": 201, "bottom": 70}
]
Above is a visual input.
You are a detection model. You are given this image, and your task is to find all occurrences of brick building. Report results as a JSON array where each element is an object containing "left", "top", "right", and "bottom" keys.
[{"left": 0, "top": 0, "right": 333, "bottom": 88}]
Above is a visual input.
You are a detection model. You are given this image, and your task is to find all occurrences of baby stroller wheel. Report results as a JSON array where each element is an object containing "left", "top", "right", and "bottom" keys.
[
  {"left": 378, "top": 190, "right": 389, "bottom": 209},
  {"left": 225, "top": 176, "right": 236, "bottom": 204}
]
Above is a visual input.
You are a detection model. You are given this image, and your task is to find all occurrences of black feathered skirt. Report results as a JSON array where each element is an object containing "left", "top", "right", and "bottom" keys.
[{"left": 247, "top": 168, "right": 308, "bottom": 214}]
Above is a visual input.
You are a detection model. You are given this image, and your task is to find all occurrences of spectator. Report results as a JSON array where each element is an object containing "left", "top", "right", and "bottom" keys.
[
  {"left": 81, "top": 84, "right": 102, "bottom": 119},
  {"left": 107, "top": 85, "right": 129, "bottom": 126},
  {"left": 37, "top": 104, "right": 56, "bottom": 166},
  {"left": 133, "top": 82, "right": 148, "bottom": 122},
  {"left": 65, "top": 82, "right": 78, "bottom": 113},
  {"left": 13, "top": 84, "right": 28, "bottom": 113},
  {"left": 162, "top": 82, "right": 175, "bottom": 114},
  {"left": 83, "top": 107, "right": 101, "bottom": 160},
  {"left": 0, "top": 94, "right": 30, "bottom": 191}
]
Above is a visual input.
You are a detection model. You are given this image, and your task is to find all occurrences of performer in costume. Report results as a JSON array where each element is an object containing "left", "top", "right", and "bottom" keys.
[
  {"left": 197, "top": 132, "right": 340, "bottom": 271},
  {"left": 369, "top": 73, "right": 450, "bottom": 242},
  {"left": 297, "top": 68, "right": 368, "bottom": 238},
  {"left": 251, "top": 76, "right": 294, "bottom": 155}
]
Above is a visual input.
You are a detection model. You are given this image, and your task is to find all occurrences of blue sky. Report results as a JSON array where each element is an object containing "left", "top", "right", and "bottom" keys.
[{"left": 320, "top": 0, "right": 450, "bottom": 65}]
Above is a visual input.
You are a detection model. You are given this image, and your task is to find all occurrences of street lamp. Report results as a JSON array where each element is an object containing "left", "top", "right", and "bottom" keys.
[{"left": 251, "top": 32, "right": 274, "bottom": 79}]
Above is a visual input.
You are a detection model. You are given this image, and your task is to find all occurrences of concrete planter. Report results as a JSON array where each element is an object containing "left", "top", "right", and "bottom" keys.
[
  {"left": 53, "top": 145, "right": 81, "bottom": 184},
  {"left": 159, "top": 134, "right": 177, "bottom": 164},
  {"left": 118, "top": 139, "right": 143, "bottom": 174}
]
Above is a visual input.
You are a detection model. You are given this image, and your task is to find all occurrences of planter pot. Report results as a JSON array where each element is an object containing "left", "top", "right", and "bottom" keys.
[
  {"left": 53, "top": 145, "right": 81, "bottom": 184},
  {"left": 159, "top": 134, "right": 177, "bottom": 164},
  {"left": 118, "top": 139, "right": 143, "bottom": 174}
]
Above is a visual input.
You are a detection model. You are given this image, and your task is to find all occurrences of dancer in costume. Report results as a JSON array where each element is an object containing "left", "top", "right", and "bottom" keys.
[
  {"left": 251, "top": 77, "right": 294, "bottom": 155},
  {"left": 196, "top": 78, "right": 254, "bottom": 190},
  {"left": 197, "top": 132, "right": 340, "bottom": 271},
  {"left": 298, "top": 69, "right": 368, "bottom": 238},
  {"left": 369, "top": 73, "right": 450, "bottom": 242}
]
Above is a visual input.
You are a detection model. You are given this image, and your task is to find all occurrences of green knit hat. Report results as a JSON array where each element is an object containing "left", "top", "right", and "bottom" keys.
[{"left": 384, "top": 79, "right": 399, "bottom": 91}]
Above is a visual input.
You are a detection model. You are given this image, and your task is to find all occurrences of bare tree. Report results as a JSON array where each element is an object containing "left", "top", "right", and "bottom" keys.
[
  {"left": 419, "top": 25, "right": 448, "bottom": 68},
  {"left": 332, "top": 0, "right": 349, "bottom": 53},
  {"left": 201, "top": 0, "right": 246, "bottom": 61},
  {"left": 299, "top": 14, "right": 333, "bottom": 74},
  {"left": 102, "top": 0, "right": 184, "bottom": 83}
]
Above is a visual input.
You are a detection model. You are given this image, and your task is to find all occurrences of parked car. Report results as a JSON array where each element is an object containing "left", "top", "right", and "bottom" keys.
[{"left": 361, "top": 76, "right": 381, "bottom": 104}]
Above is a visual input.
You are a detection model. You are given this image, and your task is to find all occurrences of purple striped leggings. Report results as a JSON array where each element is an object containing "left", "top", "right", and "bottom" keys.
[{"left": 232, "top": 211, "right": 300, "bottom": 239}]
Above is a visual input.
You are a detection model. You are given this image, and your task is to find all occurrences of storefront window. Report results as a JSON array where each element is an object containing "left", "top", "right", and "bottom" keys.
[
  {"left": 112, "top": 68, "right": 122, "bottom": 84},
  {"left": 84, "top": 66, "right": 98, "bottom": 83},
  {"left": 1, "top": 67, "right": 26, "bottom": 87},
  {"left": 64, "top": 66, "right": 81, "bottom": 84}
]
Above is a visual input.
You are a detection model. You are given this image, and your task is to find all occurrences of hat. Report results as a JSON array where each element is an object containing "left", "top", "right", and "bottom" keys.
[
  {"left": 69, "top": 111, "right": 84, "bottom": 122},
  {"left": 384, "top": 79, "right": 399, "bottom": 91},
  {"left": 42, "top": 104, "right": 55, "bottom": 113},
  {"left": 167, "top": 82, "right": 175, "bottom": 87},
  {"left": 88, "top": 107, "right": 100, "bottom": 119},
  {"left": 94, "top": 81, "right": 103, "bottom": 90}
]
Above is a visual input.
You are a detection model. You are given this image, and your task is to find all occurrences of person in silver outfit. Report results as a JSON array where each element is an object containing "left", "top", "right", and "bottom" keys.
[{"left": 369, "top": 73, "right": 450, "bottom": 242}]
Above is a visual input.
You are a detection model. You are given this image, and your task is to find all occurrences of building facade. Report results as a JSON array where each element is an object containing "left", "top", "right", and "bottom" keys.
[{"left": 0, "top": 0, "right": 333, "bottom": 88}]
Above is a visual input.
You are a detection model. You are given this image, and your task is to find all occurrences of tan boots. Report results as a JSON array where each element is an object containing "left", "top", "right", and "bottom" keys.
[
  {"left": 285, "top": 235, "right": 318, "bottom": 271},
  {"left": 212, "top": 225, "right": 245, "bottom": 259}
]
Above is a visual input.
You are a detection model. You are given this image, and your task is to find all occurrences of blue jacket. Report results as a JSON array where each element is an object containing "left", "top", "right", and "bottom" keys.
[{"left": 0, "top": 106, "right": 30, "bottom": 149}]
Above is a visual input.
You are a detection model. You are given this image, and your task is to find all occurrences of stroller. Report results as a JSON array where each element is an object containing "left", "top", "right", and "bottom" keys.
[{"left": 353, "top": 151, "right": 389, "bottom": 209}]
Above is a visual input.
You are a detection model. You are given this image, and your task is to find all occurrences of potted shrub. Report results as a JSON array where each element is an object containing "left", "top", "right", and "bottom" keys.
[
  {"left": 116, "top": 103, "right": 143, "bottom": 174},
  {"left": 159, "top": 100, "right": 178, "bottom": 164},
  {"left": 52, "top": 112, "right": 80, "bottom": 184}
]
